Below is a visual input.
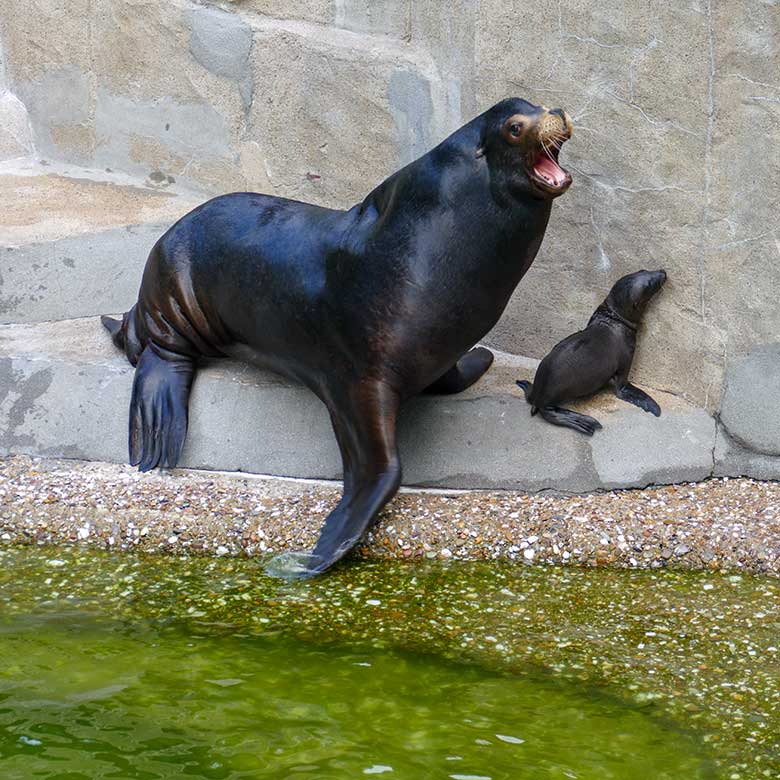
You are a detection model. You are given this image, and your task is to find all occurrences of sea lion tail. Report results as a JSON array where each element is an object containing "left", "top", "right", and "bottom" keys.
[
  {"left": 101, "top": 315, "right": 124, "bottom": 349},
  {"left": 129, "top": 344, "right": 195, "bottom": 472},
  {"left": 515, "top": 379, "right": 533, "bottom": 402},
  {"left": 102, "top": 307, "right": 144, "bottom": 366}
]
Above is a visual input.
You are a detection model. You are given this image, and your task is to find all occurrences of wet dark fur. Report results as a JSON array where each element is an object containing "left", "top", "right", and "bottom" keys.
[
  {"left": 516, "top": 270, "right": 667, "bottom": 435},
  {"left": 103, "top": 98, "right": 571, "bottom": 576}
]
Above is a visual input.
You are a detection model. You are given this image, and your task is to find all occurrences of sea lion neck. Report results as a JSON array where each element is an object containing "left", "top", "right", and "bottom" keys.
[
  {"left": 353, "top": 112, "right": 553, "bottom": 249},
  {"left": 590, "top": 302, "right": 639, "bottom": 332}
]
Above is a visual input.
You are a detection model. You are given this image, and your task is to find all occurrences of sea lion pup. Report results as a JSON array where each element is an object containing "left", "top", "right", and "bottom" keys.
[
  {"left": 102, "top": 97, "right": 573, "bottom": 576},
  {"left": 516, "top": 269, "right": 667, "bottom": 435}
]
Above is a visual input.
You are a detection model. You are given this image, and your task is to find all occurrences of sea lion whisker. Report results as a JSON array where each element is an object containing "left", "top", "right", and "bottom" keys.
[{"left": 541, "top": 141, "right": 558, "bottom": 164}]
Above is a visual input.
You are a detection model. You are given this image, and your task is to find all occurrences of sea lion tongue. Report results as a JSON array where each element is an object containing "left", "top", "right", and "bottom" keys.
[{"left": 533, "top": 154, "right": 568, "bottom": 187}]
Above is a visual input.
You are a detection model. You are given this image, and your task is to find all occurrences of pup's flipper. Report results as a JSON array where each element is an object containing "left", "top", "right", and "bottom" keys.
[
  {"left": 616, "top": 382, "right": 661, "bottom": 417},
  {"left": 538, "top": 406, "right": 603, "bottom": 436},
  {"left": 129, "top": 344, "right": 196, "bottom": 472},
  {"left": 515, "top": 380, "right": 540, "bottom": 415}
]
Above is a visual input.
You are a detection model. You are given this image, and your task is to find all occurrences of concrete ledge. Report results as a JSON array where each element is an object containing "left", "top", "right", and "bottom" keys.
[
  {"left": 0, "top": 161, "right": 201, "bottom": 323},
  {"left": 1, "top": 317, "right": 723, "bottom": 492}
]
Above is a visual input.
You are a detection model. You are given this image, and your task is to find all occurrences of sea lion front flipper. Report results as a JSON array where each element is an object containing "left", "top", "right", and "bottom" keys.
[
  {"left": 424, "top": 347, "right": 494, "bottom": 395},
  {"left": 302, "top": 381, "right": 402, "bottom": 577},
  {"left": 615, "top": 382, "right": 661, "bottom": 417},
  {"left": 129, "top": 344, "right": 196, "bottom": 472},
  {"left": 537, "top": 406, "right": 603, "bottom": 436}
]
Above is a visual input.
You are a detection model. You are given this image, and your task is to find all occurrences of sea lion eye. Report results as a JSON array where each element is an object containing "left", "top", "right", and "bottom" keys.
[{"left": 502, "top": 116, "right": 526, "bottom": 144}]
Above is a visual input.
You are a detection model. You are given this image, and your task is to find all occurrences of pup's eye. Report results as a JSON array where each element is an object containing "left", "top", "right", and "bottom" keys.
[{"left": 509, "top": 122, "right": 522, "bottom": 136}]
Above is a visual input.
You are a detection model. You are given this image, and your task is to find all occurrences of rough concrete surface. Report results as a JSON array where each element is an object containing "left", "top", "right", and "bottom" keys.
[{"left": 0, "top": 315, "right": 736, "bottom": 492}]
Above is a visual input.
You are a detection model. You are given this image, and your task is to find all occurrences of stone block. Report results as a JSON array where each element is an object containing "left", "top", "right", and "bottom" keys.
[
  {"left": 0, "top": 318, "right": 723, "bottom": 491},
  {"left": 246, "top": 23, "right": 437, "bottom": 207},
  {"left": 0, "top": 224, "right": 169, "bottom": 324},
  {"left": 398, "top": 393, "right": 599, "bottom": 492},
  {"left": 0, "top": 166, "right": 202, "bottom": 323},
  {"left": 590, "top": 403, "right": 715, "bottom": 489},
  {"left": 714, "top": 427, "right": 780, "bottom": 482},
  {"left": 720, "top": 344, "right": 780, "bottom": 456}
]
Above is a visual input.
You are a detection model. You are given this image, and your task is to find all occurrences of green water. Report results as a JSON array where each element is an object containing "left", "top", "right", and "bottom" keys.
[{"left": 1, "top": 548, "right": 777, "bottom": 779}]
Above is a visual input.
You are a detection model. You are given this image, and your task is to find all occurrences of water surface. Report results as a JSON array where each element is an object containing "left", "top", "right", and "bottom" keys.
[{"left": 2, "top": 546, "right": 777, "bottom": 778}]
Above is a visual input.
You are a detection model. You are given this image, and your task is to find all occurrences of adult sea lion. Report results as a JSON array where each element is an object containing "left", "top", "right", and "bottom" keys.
[
  {"left": 516, "top": 269, "right": 667, "bottom": 434},
  {"left": 102, "top": 97, "right": 573, "bottom": 576}
]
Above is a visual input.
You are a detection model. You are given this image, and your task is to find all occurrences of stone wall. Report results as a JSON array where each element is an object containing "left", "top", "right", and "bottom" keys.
[{"left": 1, "top": 0, "right": 778, "bottom": 409}]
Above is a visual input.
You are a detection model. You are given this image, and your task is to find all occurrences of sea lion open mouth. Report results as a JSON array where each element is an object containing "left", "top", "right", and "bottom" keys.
[{"left": 527, "top": 110, "right": 572, "bottom": 197}]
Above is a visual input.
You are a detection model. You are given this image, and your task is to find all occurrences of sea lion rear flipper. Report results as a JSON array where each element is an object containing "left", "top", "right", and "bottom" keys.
[
  {"left": 129, "top": 344, "right": 195, "bottom": 472},
  {"left": 615, "top": 382, "right": 661, "bottom": 417},
  {"left": 424, "top": 347, "right": 494, "bottom": 394},
  {"left": 515, "top": 379, "right": 533, "bottom": 401},
  {"left": 301, "top": 382, "right": 402, "bottom": 577},
  {"left": 538, "top": 406, "right": 603, "bottom": 436}
]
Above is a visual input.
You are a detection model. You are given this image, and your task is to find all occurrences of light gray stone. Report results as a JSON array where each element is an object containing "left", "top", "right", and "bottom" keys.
[
  {"left": 398, "top": 393, "right": 599, "bottom": 492},
  {"left": 720, "top": 344, "right": 780, "bottom": 456},
  {"left": 713, "top": 426, "right": 780, "bottom": 482},
  {"left": 590, "top": 403, "right": 716, "bottom": 489},
  {"left": 0, "top": 91, "right": 33, "bottom": 160},
  {"left": 0, "top": 223, "right": 169, "bottom": 324},
  {"left": 187, "top": 5, "right": 253, "bottom": 109}
]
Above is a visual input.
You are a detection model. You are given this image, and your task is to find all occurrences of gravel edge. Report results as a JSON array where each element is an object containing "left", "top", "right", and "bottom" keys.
[{"left": 1, "top": 455, "right": 778, "bottom": 575}]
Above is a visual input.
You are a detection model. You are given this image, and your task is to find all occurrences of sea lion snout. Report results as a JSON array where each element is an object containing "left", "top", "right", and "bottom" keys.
[
  {"left": 645, "top": 269, "right": 668, "bottom": 295},
  {"left": 537, "top": 108, "right": 572, "bottom": 143}
]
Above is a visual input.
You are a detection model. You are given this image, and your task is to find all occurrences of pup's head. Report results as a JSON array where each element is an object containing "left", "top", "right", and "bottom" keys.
[{"left": 606, "top": 269, "right": 667, "bottom": 324}]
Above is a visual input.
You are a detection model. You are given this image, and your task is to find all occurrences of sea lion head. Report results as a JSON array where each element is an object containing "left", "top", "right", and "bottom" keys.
[
  {"left": 479, "top": 98, "right": 573, "bottom": 200},
  {"left": 607, "top": 269, "right": 667, "bottom": 323}
]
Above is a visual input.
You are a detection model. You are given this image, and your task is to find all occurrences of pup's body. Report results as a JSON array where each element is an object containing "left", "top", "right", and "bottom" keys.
[{"left": 516, "top": 270, "right": 667, "bottom": 434}]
